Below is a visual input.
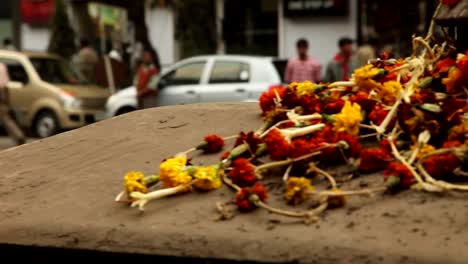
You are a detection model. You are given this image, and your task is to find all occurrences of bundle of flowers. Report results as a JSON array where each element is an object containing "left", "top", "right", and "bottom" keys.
[{"left": 115, "top": 2, "right": 468, "bottom": 222}]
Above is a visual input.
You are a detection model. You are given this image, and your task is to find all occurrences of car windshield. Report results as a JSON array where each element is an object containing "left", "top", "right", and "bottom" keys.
[{"left": 30, "top": 57, "right": 85, "bottom": 85}]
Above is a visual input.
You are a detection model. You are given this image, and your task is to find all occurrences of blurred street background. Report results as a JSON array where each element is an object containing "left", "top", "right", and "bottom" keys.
[{"left": 0, "top": 0, "right": 443, "bottom": 150}]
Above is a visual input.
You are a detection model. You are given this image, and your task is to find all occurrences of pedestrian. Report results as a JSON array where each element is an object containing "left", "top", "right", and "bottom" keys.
[
  {"left": 354, "top": 38, "right": 377, "bottom": 67},
  {"left": 0, "top": 63, "right": 25, "bottom": 146},
  {"left": 285, "top": 38, "right": 321, "bottom": 83},
  {"left": 76, "top": 38, "right": 98, "bottom": 83},
  {"left": 135, "top": 49, "right": 160, "bottom": 109},
  {"left": 324, "top": 37, "right": 355, "bottom": 83}
]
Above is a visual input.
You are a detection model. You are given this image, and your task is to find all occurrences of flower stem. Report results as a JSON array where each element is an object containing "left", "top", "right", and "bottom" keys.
[
  {"left": 311, "top": 165, "right": 337, "bottom": 189},
  {"left": 376, "top": 98, "right": 401, "bottom": 136},
  {"left": 281, "top": 123, "right": 325, "bottom": 140},
  {"left": 255, "top": 151, "right": 321, "bottom": 173},
  {"left": 257, "top": 201, "right": 327, "bottom": 221},
  {"left": 328, "top": 81, "right": 356, "bottom": 88},
  {"left": 130, "top": 181, "right": 196, "bottom": 211},
  {"left": 309, "top": 186, "right": 387, "bottom": 197},
  {"left": 282, "top": 164, "right": 293, "bottom": 182}
]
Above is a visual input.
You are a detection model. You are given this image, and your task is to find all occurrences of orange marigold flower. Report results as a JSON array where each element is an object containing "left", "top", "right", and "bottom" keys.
[
  {"left": 324, "top": 98, "right": 345, "bottom": 114},
  {"left": 228, "top": 158, "right": 257, "bottom": 187},
  {"left": 359, "top": 148, "right": 393, "bottom": 173},
  {"left": 265, "top": 129, "right": 290, "bottom": 160},
  {"left": 259, "top": 86, "right": 286, "bottom": 113},
  {"left": 423, "top": 153, "right": 461, "bottom": 179},
  {"left": 384, "top": 162, "right": 414, "bottom": 189},
  {"left": 300, "top": 94, "right": 323, "bottom": 114},
  {"left": 436, "top": 57, "right": 456, "bottom": 73},
  {"left": 442, "top": 140, "right": 463, "bottom": 148},
  {"left": 442, "top": 67, "right": 463, "bottom": 94},
  {"left": 368, "top": 104, "right": 392, "bottom": 127},
  {"left": 441, "top": 0, "right": 460, "bottom": 8},
  {"left": 198, "top": 135, "right": 224, "bottom": 153},
  {"left": 349, "top": 91, "right": 376, "bottom": 113},
  {"left": 235, "top": 182, "right": 268, "bottom": 212}
]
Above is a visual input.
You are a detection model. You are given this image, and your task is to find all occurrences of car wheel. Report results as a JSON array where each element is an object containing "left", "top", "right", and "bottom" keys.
[
  {"left": 115, "top": 106, "right": 136, "bottom": 116},
  {"left": 34, "top": 110, "right": 59, "bottom": 138}
]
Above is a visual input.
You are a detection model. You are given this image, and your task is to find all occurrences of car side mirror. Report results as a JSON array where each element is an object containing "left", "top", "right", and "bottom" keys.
[{"left": 7, "top": 81, "right": 24, "bottom": 89}]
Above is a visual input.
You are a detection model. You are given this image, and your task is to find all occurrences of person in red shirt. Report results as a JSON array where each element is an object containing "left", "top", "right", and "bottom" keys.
[
  {"left": 324, "top": 37, "right": 355, "bottom": 83},
  {"left": 135, "top": 50, "right": 160, "bottom": 109},
  {"left": 285, "top": 38, "right": 322, "bottom": 83}
]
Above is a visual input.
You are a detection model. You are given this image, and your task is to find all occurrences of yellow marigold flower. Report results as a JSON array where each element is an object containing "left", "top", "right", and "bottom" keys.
[
  {"left": 124, "top": 171, "right": 147, "bottom": 197},
  {"left": 412, "top": 144, "right": 436, "bottom": 159},
  {"left": 285, "top": 177, "right": 314, "bottom": 205},
  {"left": 193, "top": 166, "right": 222, "bottom": 191},
  {"left": 295, "top": 81, "right": 316, "bottom": 98},
  {"left": 327, "top": 188, "right": 346, "bottom": 209},
  {"left": 353, "top": 65, "right": 382, "bottom": 92},
  {"left": 449, "top": 123, "right": 468, "bottom": 141},
  {"left": 442, "top": 67, "right": 462, "bottom": 94},
  {"left": 333, "top": 101, "right": 363, "bottom": 136},
  {"left": 159, "top": 157, "right": 192, "bottom": 188},
  {"left": 379, "top": 81, "right": 402, "bottom": 105}
]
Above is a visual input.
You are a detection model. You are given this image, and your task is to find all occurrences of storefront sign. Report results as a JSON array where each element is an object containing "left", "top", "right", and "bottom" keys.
[
  {"left": 21, "top": 0, "right": 55, "bottom": 25},
  {"left": 283, "top": 0, "right": 348, "bottom": 17}
]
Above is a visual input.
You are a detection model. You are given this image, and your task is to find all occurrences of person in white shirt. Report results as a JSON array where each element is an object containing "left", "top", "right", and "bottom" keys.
[{"left": 0, "top": 63, "right": 25, "bottom": 145}]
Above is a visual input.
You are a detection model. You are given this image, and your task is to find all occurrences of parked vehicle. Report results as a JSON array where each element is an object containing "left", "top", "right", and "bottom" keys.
[
  {"left": 0, "top": 50, "right": 109, "bottom": 138},
  {"left": 106, "top": 55, "right": 286, "bottom": 117}
]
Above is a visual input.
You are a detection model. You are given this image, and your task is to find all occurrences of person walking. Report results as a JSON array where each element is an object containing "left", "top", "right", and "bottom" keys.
[
  {"left": 135, "top": 50, "right": 160, "bottom": 109},
  {"left": 76, "top": 38, "right": 98, "bottom": 83},
  {"left": 285, "top": 38, "right": 321, "bottom": 83},
  {"left": 324, "top": 37, "right": 355, "bottom": 83},
  {"left": 0, "top": 63, "right": 25, "bottom": 146}
]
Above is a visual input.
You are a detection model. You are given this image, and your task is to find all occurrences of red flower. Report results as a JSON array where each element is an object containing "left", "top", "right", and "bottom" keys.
[
  {"left": 458, "top": 56, "right": 468, "bottom": 77},
  {"left": 282, "top": 88, "right": 300, "bottom": 109},
  {"left": 368, "top": 104, "right": 390, "bottom": 126},
  {"left": 441, "top": 0, "right": 460, "bottom": 8},
  {"left": 441, "top": 97, "right": 467, "bottom": 124},
  {"left": 300, "top": 94, "right": 323, "bottom": 114},
  {"left": 435, "top": 57, "right": 456, "bottom": 73},
  {"left": 349, "top": 91, "right": 376, "bottom": 113},
  {"left": 442, "top": 140, "right": 463, "bottom": 148},
  {"left": 220, "top": 151, "right": 231, "bottom": 161},
  {"left": 228, "top": 158, "right": 258, "bottom": 187},
  {"left": 235, "top": 182, "right": 268, "bottom": 212},
  {"left": 234, "top": 131, "right": 264, "bottom": 154},
  {"left": 312, "top": 125, "right": 361, "bottom": 162},
  {"left": 259, "top": 86, "right": 286, "bottom": 113},
  {"left": 384, "top": 162, "right": 414, "bottom": 189},
  {"left": 289, "top": 138, "right": 313, "bottom": 158},
  {"left": 423, "top": 153, "right": 461, "bottom": 179},
  {"left": 411, "top": 90, "right": 436, "bottom": 105},
  {"left": 359, "top": 148, "right": 393, "bottom": 173},
  {"left": 198, "top": 135, "right": 224, "bottom": 153},
  {"left": 265, "top": 129, "right": 290, "bottom": 160},
  {"left": 324, "top": 99, "right": 345, "bottom": 114},
  {"left": 379, "top": 139, "right": 395, "bottom": 154}
]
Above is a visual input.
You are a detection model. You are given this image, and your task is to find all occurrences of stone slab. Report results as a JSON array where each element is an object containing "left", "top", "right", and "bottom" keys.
[{"left": 0, "top": 103, "right": 467, "bottom": 263}]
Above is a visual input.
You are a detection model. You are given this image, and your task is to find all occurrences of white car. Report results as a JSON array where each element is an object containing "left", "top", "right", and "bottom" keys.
[{"left": 106, "top": 55, "right": 286, "bottom": 117}]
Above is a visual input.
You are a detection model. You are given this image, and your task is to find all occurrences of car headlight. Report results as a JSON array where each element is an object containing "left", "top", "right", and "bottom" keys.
[{"left": 61, "top": 93, "right": 82, "bottom": 110}]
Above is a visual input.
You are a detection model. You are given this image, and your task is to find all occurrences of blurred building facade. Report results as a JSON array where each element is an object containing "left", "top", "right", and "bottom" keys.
[{"left": 4, "top": 0, "right": 439, "bottom": 67}]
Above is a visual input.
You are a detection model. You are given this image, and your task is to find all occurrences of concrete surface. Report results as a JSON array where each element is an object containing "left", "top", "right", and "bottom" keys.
[{"left": 1, "top": 103, "right": 468, "bottom": 264}]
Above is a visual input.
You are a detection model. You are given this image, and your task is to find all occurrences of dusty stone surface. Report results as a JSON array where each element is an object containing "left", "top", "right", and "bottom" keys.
[{"left": 1, "top": 102, "right": 468, "bottom": 264}]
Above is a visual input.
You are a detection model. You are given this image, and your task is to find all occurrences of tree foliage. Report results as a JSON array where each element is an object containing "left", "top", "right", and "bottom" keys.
[{"left": 47, "top": 0, "right": 77, "bottom": 59}]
